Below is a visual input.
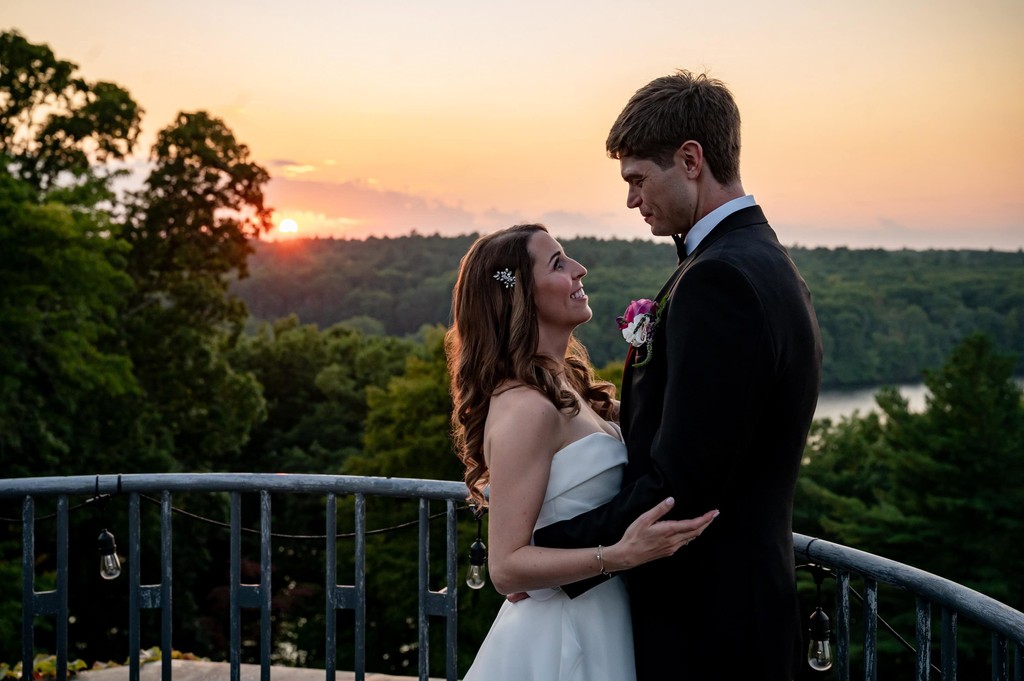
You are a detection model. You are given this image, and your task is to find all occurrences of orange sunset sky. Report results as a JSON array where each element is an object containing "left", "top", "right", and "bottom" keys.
[{"left": 6, "top": 0, "right": 1023, "bottom": 250}]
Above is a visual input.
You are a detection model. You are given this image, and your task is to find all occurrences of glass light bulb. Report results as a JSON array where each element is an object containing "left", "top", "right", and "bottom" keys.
[
  {"left": 466, "top": 537, "right": 487, "bottom": 589},
  {"left": 465, "top": 563, "right": 486, "bottom": 590},
  {"left": 807, "top": 606, "right": 833, "bottom": 671},
  {"left": 97, "top": 528, "right": 121, "bottom": 580},
  {"left": 100, "top": 552, "right": 122, "bottom": 580},
  {"left": 807, "top": 639, "right": 832, "bottom": 671}
]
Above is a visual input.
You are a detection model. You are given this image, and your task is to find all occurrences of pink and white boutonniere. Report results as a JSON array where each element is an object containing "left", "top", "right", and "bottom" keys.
[{"left": 616, "top": 297, "right": 663, "bottom": 367}]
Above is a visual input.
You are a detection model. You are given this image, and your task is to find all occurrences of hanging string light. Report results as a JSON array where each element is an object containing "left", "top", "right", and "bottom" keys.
[
  {"left": 93, "top": 475, "right": 121, "bottom": 580},
  {"left": 466, "top": 509, "right": 487, "bottom": 590},
  {"left": 97, "top": 528, "right": 122, "bottom": 580},
  {"left": 806, "top": 564, "right": 833, "bottom": 671}
]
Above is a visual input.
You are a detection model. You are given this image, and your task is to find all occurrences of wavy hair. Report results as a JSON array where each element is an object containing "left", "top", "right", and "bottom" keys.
[
  {"left": 445, "top": 224, "right": 617, "bottom": 511},
  {"left": 606, "top": 69, "right": 741, "bottom": 184}
]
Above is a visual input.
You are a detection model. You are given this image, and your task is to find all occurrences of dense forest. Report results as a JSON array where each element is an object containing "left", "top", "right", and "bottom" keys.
[
  {"left": 235, "top": 236, "right": 1024, "bottom": 389},
  {"left": 1, "top": 30, "right": 1021, "bottom": 680}
]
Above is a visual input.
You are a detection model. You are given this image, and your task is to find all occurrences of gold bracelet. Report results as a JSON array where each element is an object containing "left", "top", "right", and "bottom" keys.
[{"left": 596, "top": 544, "right": 612, "bottom": 577}]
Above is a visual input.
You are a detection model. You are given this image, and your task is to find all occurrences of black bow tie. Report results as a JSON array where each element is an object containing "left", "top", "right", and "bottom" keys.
[{"left": 672, "top": 234, "right": 686, "bottom": 264}]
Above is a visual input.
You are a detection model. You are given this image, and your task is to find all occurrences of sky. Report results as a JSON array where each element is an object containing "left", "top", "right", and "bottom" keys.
[{"left": 5, "top": 0, "right": 1023, "bottom": 250}]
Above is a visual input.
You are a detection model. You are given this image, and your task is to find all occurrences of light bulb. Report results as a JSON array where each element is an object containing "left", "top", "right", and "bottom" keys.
[
  {"left": 806, "top": 606, "right": 833, "bottom": 671},
  {"left": 466, "top": 538, "right": 487, "bottom": 589},
  {"left": 97, "top": 529, "right": 121, "bottom": 580},
  {"left": 466, "top": 563, "right": 486, "bottom": 590},
  {"left": 807, "top": 639, "right": 832, "bottom": 671}
]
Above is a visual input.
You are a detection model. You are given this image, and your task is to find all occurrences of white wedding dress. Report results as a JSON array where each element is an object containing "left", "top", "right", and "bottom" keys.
[{"left": 463, "top": 431, "right": 636, "bottom": 681}]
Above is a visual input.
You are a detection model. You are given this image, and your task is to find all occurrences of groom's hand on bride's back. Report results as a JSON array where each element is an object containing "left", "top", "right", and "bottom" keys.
[{"left": 505, "top": 591, "right": 530, "bottom": 603}]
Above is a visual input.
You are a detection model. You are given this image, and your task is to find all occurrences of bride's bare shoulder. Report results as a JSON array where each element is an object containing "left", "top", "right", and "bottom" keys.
[{"left": 488, "top": 383, "right": 559, "bottom": 431}]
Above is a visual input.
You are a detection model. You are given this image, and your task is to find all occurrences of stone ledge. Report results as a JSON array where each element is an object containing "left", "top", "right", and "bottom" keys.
[{"left": 76, "top": 659, "right": 445, "bottom": 681}]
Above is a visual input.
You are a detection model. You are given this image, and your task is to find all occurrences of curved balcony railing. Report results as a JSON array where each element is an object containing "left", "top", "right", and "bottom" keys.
[{"left": 1, "top": 473, "right": 1022, "bottom": 681}]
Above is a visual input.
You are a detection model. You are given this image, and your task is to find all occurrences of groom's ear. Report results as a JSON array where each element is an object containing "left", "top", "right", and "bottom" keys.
[{"left": 674, "top": 140, "right": 703, "bottom": 179}]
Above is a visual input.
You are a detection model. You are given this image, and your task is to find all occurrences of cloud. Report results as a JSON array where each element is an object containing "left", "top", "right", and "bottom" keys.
[
  {"left": 264, "top": 176, "right": 1024, "bottom": 251},
  {"left": 777, "top": 219, "right": 1024, "bottom": 251},
  {"left": 267, "top": 160, "right": 317, "bottom": 176},
  {"left": 265, "top": 177, "right": 482, "bottom": 239}
]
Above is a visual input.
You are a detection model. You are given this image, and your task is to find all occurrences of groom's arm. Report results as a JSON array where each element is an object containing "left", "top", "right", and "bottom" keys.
[{"left": 532, "top": 479, "right": 669, "bottom": 597}]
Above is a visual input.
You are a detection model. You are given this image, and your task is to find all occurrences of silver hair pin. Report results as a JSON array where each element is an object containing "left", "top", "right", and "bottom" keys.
[{"left": 493, "top": 268, "right": 515, "bottom": 289}]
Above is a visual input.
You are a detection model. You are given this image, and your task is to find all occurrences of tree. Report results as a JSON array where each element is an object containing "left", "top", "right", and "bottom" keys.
[
  {"left": 1, "top": 31, "right": 273, "bottom": 665},
  {"left": 795, "top": 333, "right": 1024, "bottom": 675},
  {"left": 0, "top": 30, "right": 142, "bottom": 193},
  {"left": 0, "top": 31, "right": 145, "bottom": 476},
  {"left": 118, "top": 110, "right": 273, "bottom": 469},
  {"left": 0, "top": 173, "right": 139, "bottom": 475}
]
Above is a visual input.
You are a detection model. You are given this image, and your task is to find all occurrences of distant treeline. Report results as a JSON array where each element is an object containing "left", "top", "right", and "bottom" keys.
[{"left": 234, "top": 235, "right": 1024, "bottom": 389}]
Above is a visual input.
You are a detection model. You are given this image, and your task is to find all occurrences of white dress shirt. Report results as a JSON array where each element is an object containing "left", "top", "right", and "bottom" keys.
[{"left": 683, "top": 194, "right": 757, "bottom": 256}]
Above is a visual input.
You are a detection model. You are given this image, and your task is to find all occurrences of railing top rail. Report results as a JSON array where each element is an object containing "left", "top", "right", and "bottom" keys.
[
  {"left": 0, "top": 472, "right": 469, "bottom": 503},
  {"left": 795, "top": 532, "right": 1024, "bottom": 644}
]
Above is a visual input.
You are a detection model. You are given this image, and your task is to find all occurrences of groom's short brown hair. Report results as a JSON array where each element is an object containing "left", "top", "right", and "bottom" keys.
[{"left": 606, "top": 69, "right": 742, "bottom": 185}]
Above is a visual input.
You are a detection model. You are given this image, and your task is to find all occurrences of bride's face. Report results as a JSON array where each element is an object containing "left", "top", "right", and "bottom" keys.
[{"left": 527, "top": 231, "right": 591, "bottom": 335}]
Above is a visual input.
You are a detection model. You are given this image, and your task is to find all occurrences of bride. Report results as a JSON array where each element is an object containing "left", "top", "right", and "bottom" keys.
[{"left": 445, "top": 224, "right": 718, "bottom": 681}]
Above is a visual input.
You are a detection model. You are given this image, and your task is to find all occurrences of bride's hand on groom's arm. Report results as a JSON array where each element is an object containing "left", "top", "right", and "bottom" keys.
[
  {"left": 505, "top": 499, "right": 717, "bottom": 602},
  {"left": 605, "top": 498, "right": 719, "bottom": 572}
]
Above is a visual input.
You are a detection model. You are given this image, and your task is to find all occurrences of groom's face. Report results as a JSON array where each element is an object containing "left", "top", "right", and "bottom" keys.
[{"left": 619, "top": 155, "right": 696, "bottom": 238}]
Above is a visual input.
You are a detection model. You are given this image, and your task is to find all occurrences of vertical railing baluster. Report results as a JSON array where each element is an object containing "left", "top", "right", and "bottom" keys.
[
  {"left": 21, "top": 496, "right": 35, "bottom": 681},
  {"left": 1014, "top": 641, "right": 1023, "bottom": 681},
  {"left": 161, "top": 491, "right": 173, "bottom": 681},
  {"left": 993, "top": 634, "right": 1008, "bottom": 681},
  {"left": 864, "top": 578, "right": 878, "bottom": 681},
  {"left": 229, "top": 492, "right": 242, "bottom": 681},
  {"left": 129, "top": 493, "right": 141, "bottom": 681},
  {"left": 418, "top": 498, "right": 430, "bottom": 681},
  {"left": 354, "top": 493, "right": 366, "bottom": 681},
  {"left": 445, "top": 500, "right": 458, "bottom": 681},
  {"left": 55, "top": 495, "right": 69, "bottom": 681},
  {"left": 259, "top": 490, "right": 272, "bottom": 681},
  {"left": 916, "top": 597, "right": 931, "bottom": 681},
  {"left": 128, "top": 491, "right": 168, "bottom": 681},
  {"left": 836, "top": 570, "right": 851, "bottom": 681},
  {"left": 941, "top": 607, "right": 957, "bottom": 681},
  {"left": 17, "top": 495, "right": 70, "bottom": 680},
  {"left": 323, "top": 492, "right": 366, "bottom": 681},
  {"left": 325, "top": 493, "right": 337, "bottom": 680}
]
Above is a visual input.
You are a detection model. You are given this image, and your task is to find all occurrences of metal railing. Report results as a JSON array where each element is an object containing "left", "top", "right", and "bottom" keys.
[
  {"left": 2, "top": 474, "right": 1023, "bottom": 681},
  {"left": 795, "top": 534, "right": 1024, "bottom": 680}
]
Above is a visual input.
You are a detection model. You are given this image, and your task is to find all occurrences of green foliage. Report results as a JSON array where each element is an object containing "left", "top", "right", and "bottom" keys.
[
  {"left": 0, "top": 31, "right": 142, "bottom": 193},
  {"left": 0, "top": 654, "right": 87, "bottom": 679},
  {"left": 795, "top": 333, "right": 1024, "bottom": 675},
  {"left": 0, "top": 173, "right": 137, "bottom": 473},
  {"left": 117, "top": 109, "right": 273, "bottom": 470},
  {"left": 236, "top": 239, "right": 1024, "bottom": 388}
]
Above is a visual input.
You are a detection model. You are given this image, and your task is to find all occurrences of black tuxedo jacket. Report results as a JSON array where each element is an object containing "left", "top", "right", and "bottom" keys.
[{"left": 534, "top": 206, "right": 822, "bottom": 681}]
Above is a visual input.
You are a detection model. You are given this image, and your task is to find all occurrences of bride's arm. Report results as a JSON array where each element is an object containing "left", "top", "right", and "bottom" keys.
[
  {"left": 485, "top": 389, "right": 707, "bottom": 595},
  {"left": 484, "top": 388, "right": 608, "bottom": 594}
]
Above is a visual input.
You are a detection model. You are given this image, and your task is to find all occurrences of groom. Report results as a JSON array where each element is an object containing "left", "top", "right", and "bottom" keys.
[{"left": 533, "top": 70, "right": 823, "bottom": 680}]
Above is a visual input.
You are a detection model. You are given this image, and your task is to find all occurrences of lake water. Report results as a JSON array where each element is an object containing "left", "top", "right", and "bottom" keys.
[
  {"left": 815, "top": 377, "right": 1024, "bottom": 422},
  {"left": 814, "top": 383, "right": 929, "bottom": 421}
]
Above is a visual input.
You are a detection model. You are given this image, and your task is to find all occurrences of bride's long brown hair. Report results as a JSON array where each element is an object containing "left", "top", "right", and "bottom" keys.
[{"left": 445, "top": 224, "right": 617, "bottom": 512}]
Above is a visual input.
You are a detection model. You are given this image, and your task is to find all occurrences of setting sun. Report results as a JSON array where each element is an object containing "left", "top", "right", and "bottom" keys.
[{"left": 278, "top": 218, "right": 298, "bottom": 234}]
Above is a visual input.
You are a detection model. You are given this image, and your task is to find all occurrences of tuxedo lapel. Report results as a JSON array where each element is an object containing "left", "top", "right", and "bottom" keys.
[{"left": 621, "top": 205, "right": 768, "bottom": 442}]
